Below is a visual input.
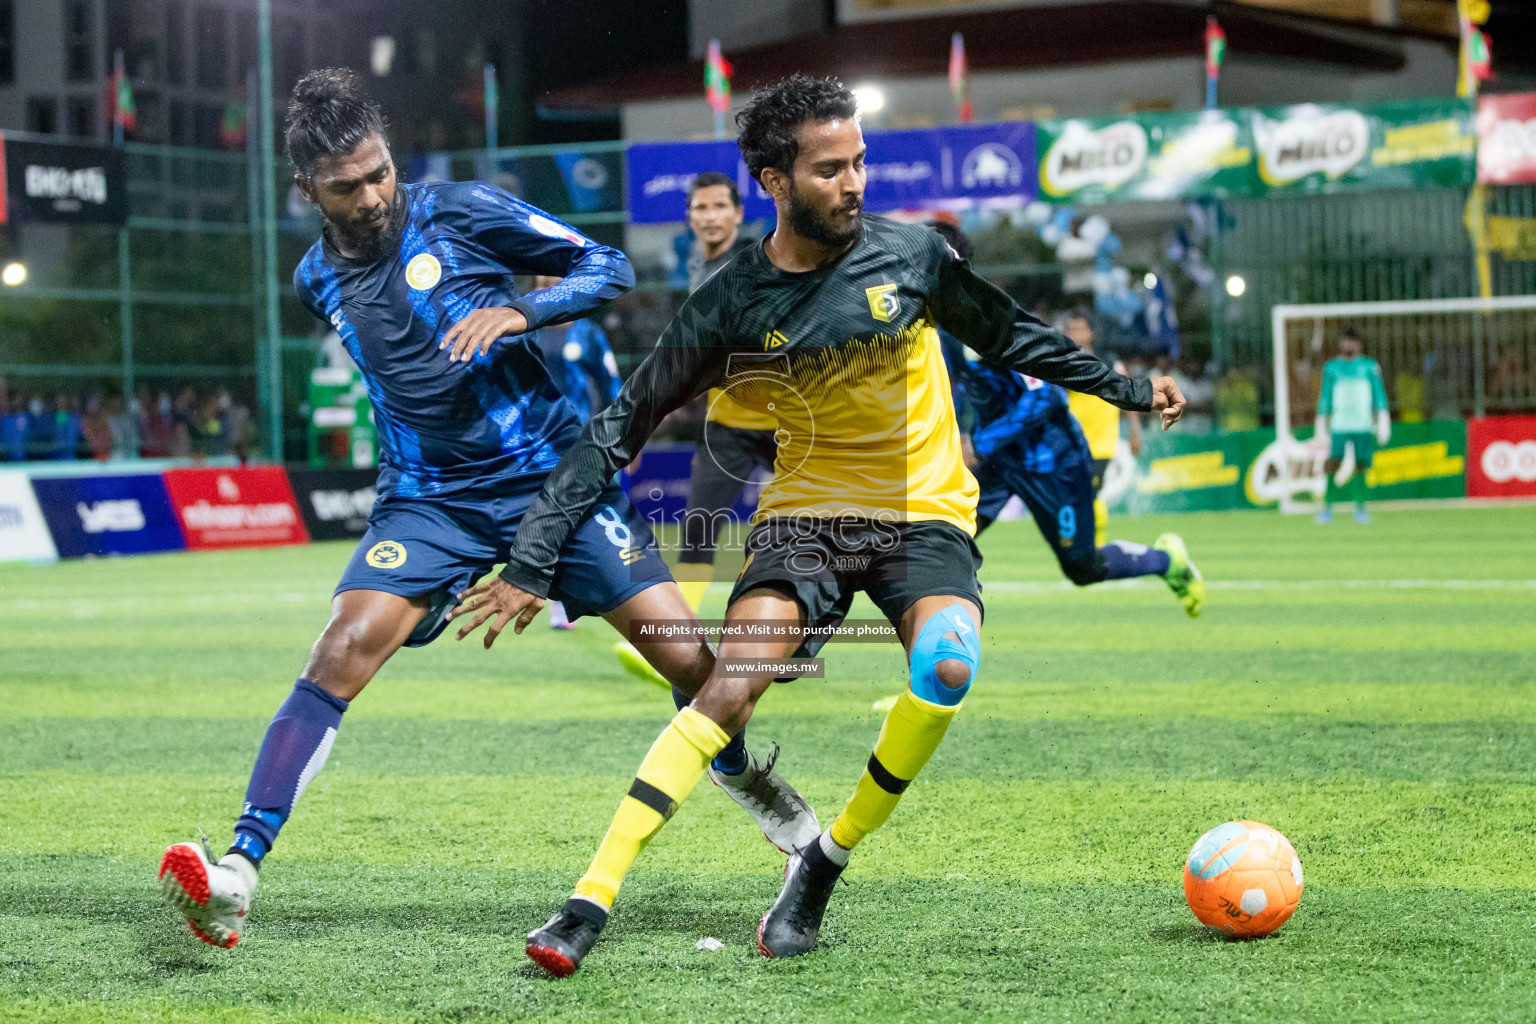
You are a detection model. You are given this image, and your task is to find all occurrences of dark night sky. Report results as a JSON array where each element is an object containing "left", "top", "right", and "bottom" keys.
[
  {"left": 521, "top": 0, "right": 689, "bottom": 141},
  {"left": 507, "top": 0, "right": 1536, "bottom": 142},
  {"left": 1486, "top": 0, "right": 1536, "bottom": 82}
]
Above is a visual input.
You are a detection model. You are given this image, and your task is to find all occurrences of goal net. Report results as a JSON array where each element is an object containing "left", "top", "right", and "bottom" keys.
[{"left": 1265, "top": 295, "right": 1536, "bottom": 512}]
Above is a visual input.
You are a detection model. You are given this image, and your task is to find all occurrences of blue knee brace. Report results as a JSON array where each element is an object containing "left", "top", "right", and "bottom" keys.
[{"left": 909, "top": 606, "right": 980, "bottom": 706}]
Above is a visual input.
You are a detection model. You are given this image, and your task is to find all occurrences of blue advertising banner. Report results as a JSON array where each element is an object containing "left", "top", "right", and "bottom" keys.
[
  {"left": 626, "top": 122, "right": 1037, "bottom": 223},
  {"left": 31, "top": 472, "right": 187, "bottom": 558}
]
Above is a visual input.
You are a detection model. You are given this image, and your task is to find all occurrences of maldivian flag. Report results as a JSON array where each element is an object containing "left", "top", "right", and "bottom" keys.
[
  {"left": 705, "top": 39, "right": 732, "bottom": 114},
  {"left": 109, "top": 50, "right": 136, "bottom": 134},
  {"left": 1466, "top": 21, "right": 1492, "bottom": 80},
  {"left": 219, "top": 97, "right": 247, "bottom": 149},
  {"left": 1458, "top": 10, "right": 1492, "bottom": 95},
  {"left": 948, "top": 32, "right": 972, "bottom": 123},
  {"left": 1204, "top": 16, "right": 1226, "bottom": 79}
]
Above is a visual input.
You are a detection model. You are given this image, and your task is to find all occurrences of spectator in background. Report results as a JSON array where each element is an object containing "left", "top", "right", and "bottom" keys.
[
  {"left": 1394, "top": 367, "right": 1424, "bottom": 424},
  {"left": 1217, "top": 367, "right": 1260, "bottom": 433},
  {"left": 50, "top": 394, "right": 82, "bottom": 460},
  {"left": 170, "top": 388, "right": 196, "bottom": 457},
  {"left": 1, "top": 395, "right": 24, "bottom": 461},
  {"left": 82, "top": 394, "right": 113, "bottom": 460},
  {"left": 24, "top": 396, "right": 52, "bottom": 458},
  {"left": 108, "top": 395, "right": 139, "bottom": 460},
  {"left": 186, "top": 392, "right": 221, "bottom": 458},
  {"left": 140, "top": 391, "right": 176, "bottom": 457}
]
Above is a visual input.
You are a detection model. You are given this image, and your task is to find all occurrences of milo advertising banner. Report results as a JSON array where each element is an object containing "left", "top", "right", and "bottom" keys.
[
  {"left": 1251, "top": 98, "right": 1475, "bottom": 195},
  {"left": 1037, "top": 110, "right": 1253, "bottom": 203},
  {"left": 1035, "top": 99, "right": 1475, "bottom": 204},
  {"left": 1107, "top": 421, "right": 1467, "bottom": 515}
]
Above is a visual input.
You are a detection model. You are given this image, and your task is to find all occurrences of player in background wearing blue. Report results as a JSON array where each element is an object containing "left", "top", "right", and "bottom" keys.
[
  {"left": 157, "top": 70, "right": 816, "bottom": 949},
  {"left": 934, "top": 223, "right": 1202, "bottom": 615},
  {"left": 532, "top": 279, "right": 623, "bottom": 629},
  {"left": 1314, "top": 327, "right": 1391, "bottom": 524}
]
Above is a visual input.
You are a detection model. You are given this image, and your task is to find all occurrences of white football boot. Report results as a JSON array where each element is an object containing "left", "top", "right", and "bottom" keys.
[
  {"left": 709, "top": 743, "right": 821, "bottom": 855},
  {"left": 158, "top": 840, "right": 257, "bottom": 948}
]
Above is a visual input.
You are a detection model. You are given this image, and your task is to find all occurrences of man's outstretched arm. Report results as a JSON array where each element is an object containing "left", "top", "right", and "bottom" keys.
[
  {"left": 926, "top": 236, "right": 1184, "bottom": 428},
  {"left": 443, "top": 185, "right": 635, "bottom": 362}
]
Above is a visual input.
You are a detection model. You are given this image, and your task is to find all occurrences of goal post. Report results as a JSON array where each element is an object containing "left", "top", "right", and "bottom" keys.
[{"left": 1267, "top": 295, "right": 1536, "bottom": 512}]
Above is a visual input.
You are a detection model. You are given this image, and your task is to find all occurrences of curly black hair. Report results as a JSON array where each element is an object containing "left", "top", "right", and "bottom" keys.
[
  {"left": 735, "top": 73, "right": 858, "bottom": 184},
  {"left": 284, "top": 68, "right": 390, "bottom": 178}
]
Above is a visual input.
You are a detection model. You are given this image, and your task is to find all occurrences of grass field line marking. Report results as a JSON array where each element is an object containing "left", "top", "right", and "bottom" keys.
[{"left": 985, "top": 578, "right": 1536, "bottom": 593}]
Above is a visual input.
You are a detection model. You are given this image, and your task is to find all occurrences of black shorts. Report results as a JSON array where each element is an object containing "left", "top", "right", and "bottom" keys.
[
  {"left": 679, "top": 424, "right": 778, "bottom": 565},
  {"left": 728, "top": 515, "right": 984, "bottom": 658}
]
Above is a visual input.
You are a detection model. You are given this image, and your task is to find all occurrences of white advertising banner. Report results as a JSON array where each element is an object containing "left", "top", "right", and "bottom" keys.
[{"left": 0, "top": 470, "right": 59, "bottom": 562}]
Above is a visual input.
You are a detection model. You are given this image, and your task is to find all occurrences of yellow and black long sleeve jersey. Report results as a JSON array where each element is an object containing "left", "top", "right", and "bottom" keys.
[{"left": 500, "top": 216, "right": 1153, "bottom": 596}]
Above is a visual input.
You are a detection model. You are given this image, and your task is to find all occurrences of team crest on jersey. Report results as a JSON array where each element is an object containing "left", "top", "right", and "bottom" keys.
[
  {"left": 405, "top": 253, "right": 441, "bottom": 291},
  {"left": 764, "top": 329, "right": 788, "bottom": 350},
  {"left": 866, "top": 284, "right": 900, "bottom": 323},
  {"left": 366, "top": 541, "right": 407, "bottom": 569}
]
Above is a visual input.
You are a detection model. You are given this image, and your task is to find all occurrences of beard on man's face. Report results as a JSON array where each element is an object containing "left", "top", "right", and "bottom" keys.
[
  {"left": 786, "top": 181, "right": 863, "bottom": 249},
  {"left": 329, "top": 189, "right": 403, "bottom": 262}
]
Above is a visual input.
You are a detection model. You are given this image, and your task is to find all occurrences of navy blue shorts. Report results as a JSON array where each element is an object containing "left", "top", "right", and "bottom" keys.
[
  {"left": 335, "top": 486, "right": 671, "bottom": 646},
  {"left": 975, "top": 457, "right": 1096, "bottom": 566}
]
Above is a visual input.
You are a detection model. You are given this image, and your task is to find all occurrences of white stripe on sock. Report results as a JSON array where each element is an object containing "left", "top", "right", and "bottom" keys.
[
  {"left": 819, "top": 830, "right": 851, "bottom": 867},
  {"left": 292, "top": 726, "right": 337, "bottom": 807}
]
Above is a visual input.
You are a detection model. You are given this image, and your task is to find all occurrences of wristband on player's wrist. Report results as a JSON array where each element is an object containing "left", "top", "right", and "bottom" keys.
[{"left": 498, "top": 561, "right": 551, "bottom": 599}]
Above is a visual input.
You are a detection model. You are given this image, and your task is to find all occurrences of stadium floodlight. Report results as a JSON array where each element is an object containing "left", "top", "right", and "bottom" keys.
[
  {"left": 1262, "top": 294, "right": 1536, "bottom": 512},
  {"left": 853, "top": 85, "right": 885, "bottom": 115},
  {"left": 1225, "top": 274, "right": 1246, "bottom": 297},
  {"left": 370, "top": 36, "right": 396, "bottom": 77},
  {"left": 2, "top": 262, "right": 25, "bottom": 286}
]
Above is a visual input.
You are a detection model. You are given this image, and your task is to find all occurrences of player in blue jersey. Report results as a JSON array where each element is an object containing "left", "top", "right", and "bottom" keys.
[
  {"left": 960, "top": 358, "right": 1204, "bottom": 613},
  {"left": 157, "top": 69, "right": 817, "bottom": 949},
  {"left": 534, "top": 278, "right": 623, "bottom": 424},
  {"left": 930, "top": 223, "right": 1203, "bottom": 614}
]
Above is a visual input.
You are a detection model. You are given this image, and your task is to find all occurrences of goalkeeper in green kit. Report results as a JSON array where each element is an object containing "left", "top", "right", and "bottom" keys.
[{"left": 1315, "top": 328, "right": 1390, "bottom": 524}]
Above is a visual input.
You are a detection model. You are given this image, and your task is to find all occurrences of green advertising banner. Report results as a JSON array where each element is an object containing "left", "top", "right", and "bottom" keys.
[
  {"left": 1037, "top": 110, "right": 1253, "bottom": 204},
  {"left": 1251, "top": 97, "right": 1476, "bottom": 195},
  {"left": 1108, "top": 420, "right": 1466, "bottom": 515},
  {"left": 1036, "top": 98, "right": 1475, "bottom": 204}
]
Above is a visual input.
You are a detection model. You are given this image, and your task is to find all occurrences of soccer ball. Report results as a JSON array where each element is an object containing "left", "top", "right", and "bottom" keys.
[{"left": 1183, "top": 820, "right": 1303, "bottom": 938}]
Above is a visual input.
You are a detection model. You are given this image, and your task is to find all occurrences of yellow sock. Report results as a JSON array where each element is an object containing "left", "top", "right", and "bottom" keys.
[
  {"left": 828, "top": 689, "right": 961, "bottom": 850},
  {"left": 574, "top": 707, "right": 729, "bottom": 907},
  {"left": 1094, "top": 497, "right": 1108, "bottom": 547},
  {"left": 678, "top": 579, "right": 711, "bottom": 613}
]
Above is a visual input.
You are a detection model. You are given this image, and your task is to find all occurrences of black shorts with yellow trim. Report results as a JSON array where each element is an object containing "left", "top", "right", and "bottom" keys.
[{"left": 727, "top": 515, "right": 984, "bottom": 659}]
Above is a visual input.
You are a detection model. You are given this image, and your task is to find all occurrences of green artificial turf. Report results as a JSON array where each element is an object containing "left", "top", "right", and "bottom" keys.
[{"left": 2, "top": 506, "right": 1534, "bottom": 1023}]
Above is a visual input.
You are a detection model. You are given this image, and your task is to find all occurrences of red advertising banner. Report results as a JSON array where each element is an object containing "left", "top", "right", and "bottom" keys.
[
  {"left": 162, "top": 466, "right": 309, "bottom": 549},
  {"left": 1476, "top": 93, "right": 1536, "bottom": 185},
  {"left": 1466, "top": 417, "right": 1536, "bottom": 498}
]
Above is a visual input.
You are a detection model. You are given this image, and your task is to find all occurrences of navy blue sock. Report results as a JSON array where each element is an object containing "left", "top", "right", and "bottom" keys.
[
  {"left": 671, "top": 684, "right": 748, "bottom": 775},
  {"left": 1100, "top": 540, "right": 1171, "bottom": 580},
  {"left": 230, "top": 679, "right": 348, "bottom": 864}
]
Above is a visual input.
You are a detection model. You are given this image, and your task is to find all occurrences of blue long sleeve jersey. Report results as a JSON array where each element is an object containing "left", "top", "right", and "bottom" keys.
[
  {"left": 293, "top": 181, "right": 635, "bottom": 499},
  {"left": 537, "top": 319, "right": 622, "bottom": 423},
  {"left": 941, "top": 330, "right": 1091, "bottom": 475}
]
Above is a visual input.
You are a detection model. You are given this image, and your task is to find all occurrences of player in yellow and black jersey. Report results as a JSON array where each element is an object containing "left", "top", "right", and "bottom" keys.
[{"left": 449, "top": 74, "right": 1185, "bottom": 976}]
